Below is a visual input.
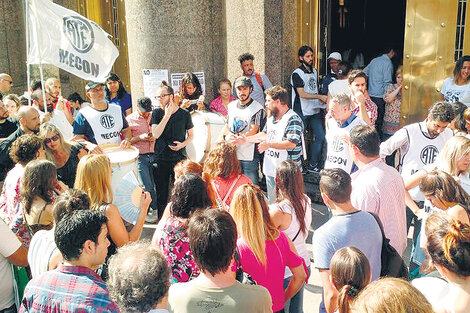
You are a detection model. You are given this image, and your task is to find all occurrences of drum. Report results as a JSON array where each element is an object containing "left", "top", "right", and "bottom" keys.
[
  {"left": 187, "top": 111, "right": 226, "bottom": 163},
  {"left": 101, "top": 144, "right": 140, "bottom": 193}
]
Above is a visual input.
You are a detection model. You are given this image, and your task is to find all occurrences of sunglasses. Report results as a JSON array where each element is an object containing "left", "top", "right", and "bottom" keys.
[{"left": 44, "top": 134, "right": 60, "bottom": 145}]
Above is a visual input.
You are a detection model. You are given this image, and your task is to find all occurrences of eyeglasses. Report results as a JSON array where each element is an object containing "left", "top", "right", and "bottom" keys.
[
  {"left": 44, "top": 134, "right": 60, "bottom": 145},
  {"left": 155, "top": 94, "right": 171, "bottom": 99}
]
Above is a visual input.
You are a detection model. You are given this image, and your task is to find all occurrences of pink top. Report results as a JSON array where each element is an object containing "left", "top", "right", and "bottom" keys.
[
  {"left": 209, "top": 95, "right": 235, "bottom": 116},
  {"left": 0, "top": 164, "right": 30, "bottom": 247},
  {"left": 237, "top": 231, "right": 303, "bottom": 311},
  {"left": 126, "top": 112, "right": 154, "bottom": 154},
  {"left": 212, "top": 174, "right": 252, "bottom": 207},
  {"left": 351, "top": 158, "right": 407, "bottom": 255}
]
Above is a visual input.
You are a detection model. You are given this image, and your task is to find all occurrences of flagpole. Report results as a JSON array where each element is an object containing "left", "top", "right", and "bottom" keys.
[
  {"left": 24, "top": 0, "right": 31, "bottom": 106},
  {"left": 30, "top": 0, "right": 47, "bottom": 114}
]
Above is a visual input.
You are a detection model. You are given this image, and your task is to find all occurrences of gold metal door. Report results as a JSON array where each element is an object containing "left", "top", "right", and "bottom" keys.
[
  {"left": 402, "top": 0, "right": 465, "bottom": 125},
  {"left": 297, "top": 0, "right": 321, "bottom": 70},
  {"left": 76, "top": 0, "right": 130, "bottom": 91}
]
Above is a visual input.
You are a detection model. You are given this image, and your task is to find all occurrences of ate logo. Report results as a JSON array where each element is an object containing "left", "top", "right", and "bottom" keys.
[
  {"left": 100, "top": 115, "right": 115, "bottom": 129},
  {"left": 63, "top": 16, "right": 95, "bottom": 53},
  {"left": 420, "top": 145, "right": 438, "bottom": 164},
  {"left": 332, "top": 135, "right": 344, "bottom": 152}
]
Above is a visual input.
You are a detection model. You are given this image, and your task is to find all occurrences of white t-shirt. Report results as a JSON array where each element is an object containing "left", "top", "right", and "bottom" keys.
[
  {"left": 441, "top": 77, "right": 470, "bottom": 106},
  {"left": 328, "top": 79, "right": 351, "bottom": 97},
  {"left": 0, "top": 219, "right": 22, "bottom": 310},
  {"left": 50, "top": 110, "right": 73, "bottom": 140}
]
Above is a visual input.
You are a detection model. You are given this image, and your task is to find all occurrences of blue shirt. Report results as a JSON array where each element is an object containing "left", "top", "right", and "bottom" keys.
[
  {"left": 109, "top": 92, "right": 132, "bottom": 115},
  {"left": 363, "top": 54, "right": 393, "bottom": 97}
]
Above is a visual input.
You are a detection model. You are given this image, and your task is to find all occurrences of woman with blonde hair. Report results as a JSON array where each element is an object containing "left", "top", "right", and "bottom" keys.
[
  {"left": 269, "top": 160, "right": 311, "bottom": 313},
  {"left": 230, "top": 184, "right": 307, "bottom": 313},
  {"left": 330, "top": 247, "right": 371, "bottom": 313},
  {"left": 40, "top": 123, "right": 87, "bottom": 188},
  {"left": 350, "top": 277, "right": 434, "bottom": 313},
  {"left": 423, "top": 212, "right": 470, "bottom": 313},
  {"left": 203, "top": 141, "right": 252, "bottom": 210},
  {"left": 74, "top": 154, "right": 151, "bottom": 277}
]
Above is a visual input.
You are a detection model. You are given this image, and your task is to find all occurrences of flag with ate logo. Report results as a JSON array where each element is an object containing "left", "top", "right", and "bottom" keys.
[{"left": 26, "top": 0, "right": 119, "bottom": 81}]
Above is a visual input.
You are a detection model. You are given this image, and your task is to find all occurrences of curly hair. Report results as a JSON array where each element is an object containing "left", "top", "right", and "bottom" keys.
[
  {"left": 9, "top": 134, "right": 43, "bottom": 165},
  {"left": 53, "top": 189, "right": 90, "bottom": 223},
  {"left": 170, "top": 173, "right": 211, "bottom": 219},
  {"left": 203, "top": 142, "right": 241, "bottom": 179},
  {"left": 21, "top": 159, "right": 57, "bottom": 215},
  {"left": 107, "top": 241, "right": 170, "bottom": 313},
  {"left": 429, "top": 101, "right": 455, "bottom": 123}
]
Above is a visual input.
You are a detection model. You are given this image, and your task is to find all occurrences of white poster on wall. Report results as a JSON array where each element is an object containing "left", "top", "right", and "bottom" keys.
[
  {"left": 142, "top": 69, "right": 169, "bottom": 108},
  {"left": 171, "top": 72, "right": 205, "bottom": 95}
]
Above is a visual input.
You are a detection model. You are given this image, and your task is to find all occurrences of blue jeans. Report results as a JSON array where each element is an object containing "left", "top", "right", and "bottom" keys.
[
  {"left": 240, "top": 155, "right": 259, "bottom": 185},
  {"left": 284, "top": 276, "right": 305, "bottom": 313},
  {"left": 266, "top": 175, "right": 276, "bottom": 203},
  {"left": 304, "top": 113, "right": 325, "bottom": 169},
  {"left": 138, "top": 153, "right": 157, "bottom": 210}
]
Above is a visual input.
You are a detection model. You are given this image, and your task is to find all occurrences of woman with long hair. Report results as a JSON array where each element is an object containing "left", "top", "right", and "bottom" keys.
[
  {"left": 74, "top": 154, "right": 151, "bottom": 265},
  {"left": 158, "top": 173, "right": 212, "bottom": 283},
  {"left": 420, "top": 170, "right": 470, "bottom": 224},
  {"left": 383, "top": 65, "right": 403, "bottom": 138},
  {"left": 105, "top": 72, "right": 132, "bottom": 116},
  {"left": 449, "top": 102, "right": 468, "bottom": 136},
  {"left": 230, "top": 184, "right": 307, "bottom": 313},
  {"left": 441, "top": 55, "right": 470, "bottom": 106},
  {"left": 424, "top": 212, "right": 470, "bottom": 313},
  {"left": 203, "top": 141, "right": 252, "bottom": 210},
  {"left": 330, "top": 247, "right": 371, "bottom": 313},
  {"left": 209, "top": 78, "right": 235, "bottom": 117},
  {"left": 269, "top": 160, "right": 312, "bottom": 313},
  {"left": 40, "top": 123, "right": 87, "bottom": 188},
  {"left": 178, "top": 72, "right": 205, "bottom": 111},
  {"left": 3, "top": 93, "right": 20, "bottom": 118},
  {"left": 21, "top": 160, "right": 67, "bottom": 236}
]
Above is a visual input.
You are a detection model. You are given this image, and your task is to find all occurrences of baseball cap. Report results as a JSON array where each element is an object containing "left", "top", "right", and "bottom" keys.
[
  {"left": 327, "top": 52, "right": 342, "bottom": 61},
  {"left": 85, "top": 81, "right": 104, "bottom": 91},
  {"left": 234, "top": 76, "right": 253, "bottom": 88}
]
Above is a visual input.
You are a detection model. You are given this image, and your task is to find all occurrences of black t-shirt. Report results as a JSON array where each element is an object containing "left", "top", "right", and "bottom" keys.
[
  {"left": 150, "top": 108, "right": 193, "bottom": 161},
  {"left": 0, "top": 118, "right": 19, "bottom": 139}
]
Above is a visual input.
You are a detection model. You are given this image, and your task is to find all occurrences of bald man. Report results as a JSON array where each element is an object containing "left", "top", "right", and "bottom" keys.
[
  {"left": 0, "top": 74, "right": 13, "bottom": 94},
  {"left": 0, "top": 106, "right": 41, "bottom": 180}
]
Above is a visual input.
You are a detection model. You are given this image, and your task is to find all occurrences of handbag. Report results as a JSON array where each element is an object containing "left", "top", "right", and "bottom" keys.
[
  {"left": 369, "top": 212, "right": 409, "bottom": 279},
  {"left": 234, "top": 248, "right": 257, "bottom": 285}
]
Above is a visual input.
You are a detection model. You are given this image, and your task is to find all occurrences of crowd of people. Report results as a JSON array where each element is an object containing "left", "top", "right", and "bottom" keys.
[{"left": 0, "top": 46, "right": 470, "bottom": 313}]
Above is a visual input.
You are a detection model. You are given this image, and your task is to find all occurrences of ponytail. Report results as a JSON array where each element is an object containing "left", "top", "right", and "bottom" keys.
[{"left": 337, "top": 284, "right": 359, "bottom": 313}]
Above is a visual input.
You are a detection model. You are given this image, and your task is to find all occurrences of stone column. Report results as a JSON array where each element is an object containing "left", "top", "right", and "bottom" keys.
[{"left": 124, "top": 0, "right": 226, "bottom": 102}]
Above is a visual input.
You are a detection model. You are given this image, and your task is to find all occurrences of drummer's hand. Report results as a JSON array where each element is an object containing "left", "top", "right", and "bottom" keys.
[
  {"left": 87, "top": 143, "right": 103, "bottom": 154},
  {"left": 54, "top": 180, "right": 68, "bottom": 195},
  {"left": 140, "top": 191, "right": 151, "bottom": 214},
  {"left": 258, "top": 140, "right": 270, "bottom": 153},
  {"left": 120, "top": 139, "right": 131, "bottom": 149},
  {"left": 169, "top": 141, "right": 184, "bottom": 151}
]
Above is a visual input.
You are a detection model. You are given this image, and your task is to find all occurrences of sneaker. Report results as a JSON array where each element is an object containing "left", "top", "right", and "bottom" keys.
[
  {"left": 304, "top": 165, "right": 320, "bottom": 174},
  {"left": 145, "top": 210, "right": 159, "bottom": 224}
]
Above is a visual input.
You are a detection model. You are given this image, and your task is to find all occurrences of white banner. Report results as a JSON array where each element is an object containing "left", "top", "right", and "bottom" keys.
[
  {"left": 26, "top": 0, "right": 119, "bottom": 82},
  {"left": 171, "top": 72, "right": 205, "bottom": 95}
]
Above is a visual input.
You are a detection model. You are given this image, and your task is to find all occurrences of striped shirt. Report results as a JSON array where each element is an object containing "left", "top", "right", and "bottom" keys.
[
  {"left": 20, "top": 264, "right": 119, "bottom": 313},
  {"left": 351, "top": 158, "right": 407, "bottom": 255},
  {"left": 27, "top": 229, "right": 58, "bottom": 278}
]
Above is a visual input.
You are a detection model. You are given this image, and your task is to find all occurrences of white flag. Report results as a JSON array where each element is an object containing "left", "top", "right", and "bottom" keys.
[{"left": 26, "top": 0, "right": 119, "bottom": 82}]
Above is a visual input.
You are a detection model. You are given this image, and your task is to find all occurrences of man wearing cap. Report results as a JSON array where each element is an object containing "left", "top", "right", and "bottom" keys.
[
  {"left": 320, "top": 52, "right": 342, "bottom": 96},
  {"left": 126, "top": 96, "right": 158, "bottom": 223},
  {"left": 291, "top": 45, "right": 327, "bottom": 173},
  {"left": 233, "top": 53, "right": 273, "bottom": 106},
  {"left": 72, "top": 82, "right": 131, "bottom": 153},
  {"left": 221, "top": 76, "right": 265, "bottom": 185}
]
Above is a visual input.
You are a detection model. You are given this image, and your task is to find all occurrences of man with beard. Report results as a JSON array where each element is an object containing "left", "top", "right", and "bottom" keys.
[
  {"left": 233, "top": 53, "right": 272, "bottom": 106},
  {"left": 237, "top": 86, "right": 303, "bottom": 202},
  {"left": 0, "top": 106, "right": 41, "bottom": 180},
  {"left": 221, "top": 77, "right": 265, "bottom": 185},
  {"left": 0, "top": 98, "right": 18, "bottom": 140},
  {"left": 291, "top": 45, "right": 327, "bottom": 173},
  {"left": 45, "top": 77, "right": 74, "bottom": 123}
]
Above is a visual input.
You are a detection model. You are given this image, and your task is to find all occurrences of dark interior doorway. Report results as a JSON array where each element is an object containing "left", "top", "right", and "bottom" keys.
[{"left": 328, "top": 0, "right": 407, "bottom": 71}]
